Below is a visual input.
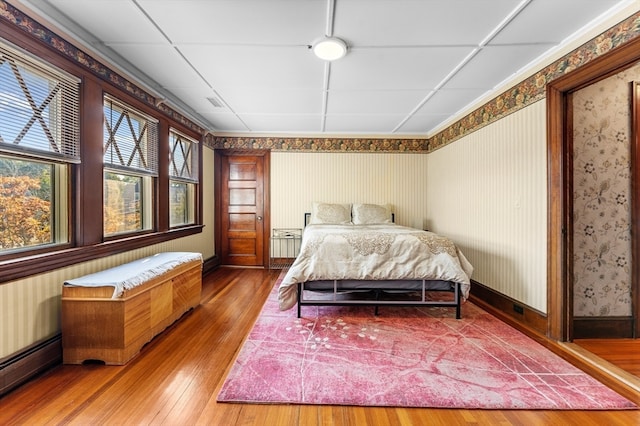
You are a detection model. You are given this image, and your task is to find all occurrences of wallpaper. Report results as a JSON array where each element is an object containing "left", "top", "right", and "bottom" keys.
[
  {"left": 572, "top": 61, "right": 640, "bottom": 317},
  {"left": 426, "top": 101, "right": 548, "bottom": 313}
]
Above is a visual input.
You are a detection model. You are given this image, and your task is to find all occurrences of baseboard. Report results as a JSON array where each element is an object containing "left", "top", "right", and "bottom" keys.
[
  {"left": 203, "top": 255, "right": 220, "bottom": 275},
  {"left": 573, "top": 316, "right": 634, "bottom": 338},
  {"left": 0, "top": 335, "right": 62, "bottom": 397},
  {"left": 469, "top": 279, "right": 547, "bottom": 335}
]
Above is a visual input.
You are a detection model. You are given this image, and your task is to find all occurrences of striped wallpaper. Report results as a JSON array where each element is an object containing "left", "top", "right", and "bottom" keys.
[
  {"left": 426, "top": 101, "right": 548, "bottom": 313},
  {"left": 270, "top": 152, "right": 429, "bottom": 231}
]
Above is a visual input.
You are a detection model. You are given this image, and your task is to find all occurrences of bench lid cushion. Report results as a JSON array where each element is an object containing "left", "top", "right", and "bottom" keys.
[{"left": 64, "top": 252, "right": 202, "bottom": 298}]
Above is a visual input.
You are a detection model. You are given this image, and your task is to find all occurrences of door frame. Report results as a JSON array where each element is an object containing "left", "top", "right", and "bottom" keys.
[
  {"left": 214, "top": 149, "right": 271, "bottom": 268},
  {"left": 547, "top": 36, "right": 640, "bottom": 341}
]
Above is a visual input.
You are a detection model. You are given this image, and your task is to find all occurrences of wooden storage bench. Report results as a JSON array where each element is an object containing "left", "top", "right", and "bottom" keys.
[{"left": 61, "top": 252, "right": 203, "bottom": 365}]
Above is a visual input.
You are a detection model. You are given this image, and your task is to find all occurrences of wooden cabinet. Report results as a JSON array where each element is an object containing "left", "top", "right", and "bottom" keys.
[{"left": 61, "top": 256, "right": 202, "bottom": 365}]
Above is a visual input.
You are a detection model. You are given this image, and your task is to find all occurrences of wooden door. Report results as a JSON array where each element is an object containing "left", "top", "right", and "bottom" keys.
[{"left": 218, "top": 152, "right": 269, "bottom": 266}]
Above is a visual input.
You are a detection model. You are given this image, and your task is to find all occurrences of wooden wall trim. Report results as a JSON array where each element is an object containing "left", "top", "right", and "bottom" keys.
[
  {"left": 573, "top": 317, "right": 635, "bottom": 339},
  {"left": 0, "top": 336, "right": 61, "bottom": 397},
  {"left": 632, "top": 81, "right": 640, "bottom": 338},
  {"left": 469, "top": 280, "right": 547, "bottom": 335},
  {"left": 547, "top": 35, "right": 640, "bottom": 342},
  {"left": 546, "top": 84, "right": 570, "bottom": 341},
  {"left": 203, "top": 256, "right": 220, "bottom": 276}
]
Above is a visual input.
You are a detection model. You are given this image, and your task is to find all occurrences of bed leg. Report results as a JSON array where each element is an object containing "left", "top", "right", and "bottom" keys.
[
  {"left": 455, "top": 283, "right": 461, "bottom": 319},
  {"left": 297, "top": 283, "right": 302, "bottom": 318}
]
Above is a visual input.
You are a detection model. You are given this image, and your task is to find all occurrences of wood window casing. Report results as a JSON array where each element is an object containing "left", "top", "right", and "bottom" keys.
[
  {"left": 0, "top": 19, "right": 203, "bottom": 284},
  {"left": 632, "top": 81, "right": 640, "bottom": 338}
]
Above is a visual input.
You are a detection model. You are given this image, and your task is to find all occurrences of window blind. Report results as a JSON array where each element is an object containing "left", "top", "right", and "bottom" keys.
[
  {"left": 169, "top": 128, "right": 198, "bottom": 183},
  {"left": 0, "top": 41, "right": 80, "bottom": 163},
  {"left": 103, "top": 95, "right": 158, "bottom": 176}
]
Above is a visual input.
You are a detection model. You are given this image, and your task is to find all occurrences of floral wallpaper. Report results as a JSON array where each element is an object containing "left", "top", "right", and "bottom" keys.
[{"left": 572, "top": 61, "right": 640, "bottom": 317}]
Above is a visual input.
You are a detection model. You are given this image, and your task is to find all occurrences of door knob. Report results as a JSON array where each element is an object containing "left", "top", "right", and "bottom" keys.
[{"left": 257, "top": 215, "right": 263, "bottom": 221}]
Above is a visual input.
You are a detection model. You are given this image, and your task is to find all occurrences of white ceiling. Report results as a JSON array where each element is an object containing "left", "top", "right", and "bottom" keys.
[{"left": 14, "top": 0, "right": 634, "bottom": 136}]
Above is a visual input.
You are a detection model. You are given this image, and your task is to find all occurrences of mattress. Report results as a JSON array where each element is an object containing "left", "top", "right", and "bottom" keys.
[{"left": 278, "top": 223, "right": 472, "bottom": 310}]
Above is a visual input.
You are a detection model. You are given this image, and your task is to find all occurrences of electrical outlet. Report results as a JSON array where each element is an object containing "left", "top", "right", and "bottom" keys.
[{"left": 513, "top": 304, "right": 524, "bottom": 315}]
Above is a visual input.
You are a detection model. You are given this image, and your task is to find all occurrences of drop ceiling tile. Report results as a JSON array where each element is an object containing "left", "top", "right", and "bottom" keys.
[
  {"left": 330, "top": 46, "right": 475, "bottom": 90},
  {"left": 326, "top": 90, "right": 427, "bottom": 115},
  {"left": 164, "top": 87, "right": 225, "bottom": 112},
  {"left": 491, "top": 0, "right": 625, "bottom": 45},
  {"left": 138, "top": 0, "right": 325, "bottom": 44},
  {"left": 396, "top": 114, "right": 453, "bottom": 134},
  {"left": 103, "top": 44, "right": 206, "bottom": 89},
  {"left": 237, "top": 114, "right": 324, "bottom": 133},
  {"left": 218, "top": 88, "right": 322, "bottom": 115},
  {"left": 443, "top": 44, "right": 553, "bottom": 90},
  {"left": 48, "top": 0, "right": 166, "bottom": 43},
  {"left": 179, "top": 45, "right": 324, "bottom": 90},
  {"left": 199, "top": 112, "right": 249, "bottom": 132},
  {"left": 324, "top": 114, "right": 408, "bottom": 134},
  {"left": 416, "top": 88, "right": 490, "bottom": 115},
  {"left": 334, "top": 0, "right": 517, "bottom": 46}
]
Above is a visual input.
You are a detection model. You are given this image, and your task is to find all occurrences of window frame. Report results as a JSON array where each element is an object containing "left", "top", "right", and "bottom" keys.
[
  {"left": 0, "top": 39, "right": 78, "bottom": 258},
  {"left": 168, "top": 128, "right": 200, "bottom": 228},
  {"left": 0, "top": 24, "right": 204, "bottom": 283},
  {"left": 102, "top": 94, "right": 159, "bottom": 238},
  {"left": 0, "top": 154, "right": 72, "bottom": 260}
]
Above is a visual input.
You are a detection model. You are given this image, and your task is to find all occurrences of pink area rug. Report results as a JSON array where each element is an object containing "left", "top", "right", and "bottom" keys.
[{"left": 217, "top": 279, "right": 636, "bottom": 409}]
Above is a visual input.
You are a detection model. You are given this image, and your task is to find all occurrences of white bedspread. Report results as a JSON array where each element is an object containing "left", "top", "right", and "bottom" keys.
[
  {"left": 64, "top": 251, "right": 203, "bottom": 299},
  {"left": 278, "top": 224, "right": 473, "bottom": 310}
]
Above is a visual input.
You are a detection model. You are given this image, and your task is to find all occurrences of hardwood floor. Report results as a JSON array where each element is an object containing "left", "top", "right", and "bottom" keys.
[
  {"left": 574, "top": 339, "right": 640, "bottom": 377},
  {"left": 1, "top": 267, "right": 639, "bottom": 425}
]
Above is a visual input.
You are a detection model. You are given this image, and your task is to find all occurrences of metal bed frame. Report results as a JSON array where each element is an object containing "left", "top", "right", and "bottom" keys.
[{"left": 295, "top": 213, "right": 463, "bottom": 319}]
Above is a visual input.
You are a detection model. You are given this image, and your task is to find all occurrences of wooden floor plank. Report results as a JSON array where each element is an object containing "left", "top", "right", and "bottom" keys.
[
  {"left": 574, "top": 338, "right": 640, "bottom": 377},
  {"left": 0, "top": 267, "right": 639, "bottom": 425}
]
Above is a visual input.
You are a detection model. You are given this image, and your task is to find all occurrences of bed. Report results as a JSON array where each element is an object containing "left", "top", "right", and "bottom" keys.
[{"left": 277, "top": 203, "right": 473, "bottom": 318}]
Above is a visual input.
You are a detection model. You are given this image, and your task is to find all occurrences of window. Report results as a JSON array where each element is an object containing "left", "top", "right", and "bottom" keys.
[
  {"left": 103, "top": 96, "right": 158, "bottom": 236},
  {"left": 1, "top": 24, "right": 204, "bottom": 281},
  {"left": 0, "top": 41, "right": 78, "bottom": 254},
  {"left": 169, "top": 129, "right": 198, "bottom": 227}
]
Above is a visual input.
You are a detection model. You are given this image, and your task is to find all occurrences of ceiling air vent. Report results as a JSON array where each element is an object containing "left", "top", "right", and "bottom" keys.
[{"left": 207, "top": 94, "right": 227, "bottom": 109}]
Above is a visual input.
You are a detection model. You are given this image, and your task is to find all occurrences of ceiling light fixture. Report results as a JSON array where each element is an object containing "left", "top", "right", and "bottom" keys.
[{"left": 312, "top": 37, "right": 347, "bottom": 61}]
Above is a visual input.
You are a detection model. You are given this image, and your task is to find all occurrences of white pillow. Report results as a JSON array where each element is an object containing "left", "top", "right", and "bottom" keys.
[
  {"left": 310, "top": 202, "right": 352, "bottom": 224},
  {"left": 352, "top": 203, "right": 393, "bottom": 225}
]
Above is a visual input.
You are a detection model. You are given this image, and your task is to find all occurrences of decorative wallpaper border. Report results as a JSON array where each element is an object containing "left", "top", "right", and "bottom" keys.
[
  {"left": 2, "top": 0, "right": 639, "bottom": 153},
  {"left": 0, "top": 0, "right": 204, "bottom": 134},
  {"left": 212, "top": 136, "right": 428, "bottom": 153},
  {"left": 428, "top": 11, "right": 640, "bottom": 151}
]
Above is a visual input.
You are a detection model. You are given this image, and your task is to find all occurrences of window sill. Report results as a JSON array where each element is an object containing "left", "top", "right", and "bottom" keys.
[{"left": 0, "top": 225, "right": 204, "bottom": 284}]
